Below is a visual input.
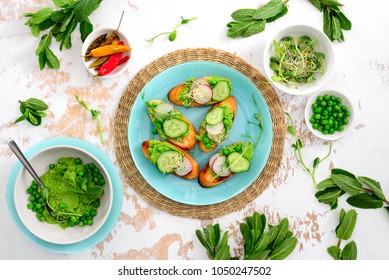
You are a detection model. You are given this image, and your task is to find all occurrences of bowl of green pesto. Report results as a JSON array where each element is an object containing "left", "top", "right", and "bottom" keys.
[{"left": 13, "top": 145, "right": 113, "bottom": 245}]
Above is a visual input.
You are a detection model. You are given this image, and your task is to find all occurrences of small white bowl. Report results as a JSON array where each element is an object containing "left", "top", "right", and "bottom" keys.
[
  {"left": 13, "top": 145, "right": 113, "bottom": 244},
  {"left": 263, "top": 24, "right": 335, "bottom": 95},
  {"left": 305, "top": 90, "right": 355, "bottom": 140},
  {"left": 82, "top": 27, "right": 131, "bottom": 78}
]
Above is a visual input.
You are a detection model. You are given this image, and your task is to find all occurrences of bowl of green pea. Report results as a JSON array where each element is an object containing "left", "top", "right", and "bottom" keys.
[{"left": 305, "top": 90, "right": 354, "bottom": 140}]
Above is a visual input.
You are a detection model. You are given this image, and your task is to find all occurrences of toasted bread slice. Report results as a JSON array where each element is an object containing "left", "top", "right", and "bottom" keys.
[
  {"left": 198, "top": 164, "right": 234, "bottom": 188},
  {"left": 142, "top": 140, "right": 200, "bottom": 180},
  {"left": 147, "top": 99, "right": 197, "bottom": 150},
  {"left": 198, "top": 96, "right": 237, "bottom": 152},
  {"left": 168, "top": 76, "right": 232, "bottom": 107}
]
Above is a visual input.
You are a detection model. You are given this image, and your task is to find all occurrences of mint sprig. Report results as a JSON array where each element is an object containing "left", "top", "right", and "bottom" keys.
[
  {"left": 327, "top": 209, "right": 358, "bottom": 260},
  {"left": 196, "top": 212, "right": 297, "bottom": 260},
  {"left": 15, "top": 98, "right": 49, "bottom": 126},
  {"left": 24, "top": 0, "right": 102, "bottom": 70}
]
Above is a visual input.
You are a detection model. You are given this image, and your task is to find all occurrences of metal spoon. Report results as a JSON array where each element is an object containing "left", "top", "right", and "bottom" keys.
[{"left": 7, "top": 138, "right": 67, "bottom": 223}]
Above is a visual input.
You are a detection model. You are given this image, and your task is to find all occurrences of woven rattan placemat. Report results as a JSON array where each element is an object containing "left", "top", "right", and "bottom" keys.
[{"left": 114, "top": 48, "right": 285, "bottom": 219}]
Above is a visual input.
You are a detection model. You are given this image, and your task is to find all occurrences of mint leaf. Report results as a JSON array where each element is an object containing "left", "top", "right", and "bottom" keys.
[
  {"left": 45, "top": 48, "right": 60, "bottom": 69},
  {"left": 266, "top": 6, "right": 288, "bottom": 22},
  {"left": 358, "top": 176, "right": 385, "bottom": 200},
  {"left": 22, "top": 98, "right": 49, "bottom": 111},
  {"left": 321, "top": 0, "right": 343, "bottom": 8},
  {"left": 317, "top": 178, "right": 337, "bottom": 190},
  {"left": 80, "top": 19, "right": 93, "bottom": 42},
  {"left": 331, "top": 168, "right": 357, "bottom": 179},
  {"left": 341, "top": 241, "right": 357, "bottom": 260},
  {"left": 53, "top": 0, "right": 77, "bottom": 7},
  {"left": 25, "top": 8, "right": 53, "bottom": 25},
  {"left": 336, "top": 209, "right": 357, "bottom": 240},
  {"left": 36, "top": 34, "right": 52, "bottom": 55},
  {"left": 231, "top": 9, "right": 256, "bottom": 22},
  {"left": 315, "top": 187, "right": 344, "bottom": 204},
  {"left": 346, "top": 193, "right": 384, "bottom": 209},
  {"left": 14, "top": 109, "right": 29, "bottom": 124},
  {"left": 59, "top": 18, "right": 77, "bottom": 50},
  {"left": 331, "top": 174, "right": 363, "bottom": 195},
  {"left": 252, "top": 0, "right": 285, "bottom": 20},
  {"left": 308, "top": 0, "right": 322, "bottom": 11},
  {"left": 73, "top": 0, "right": 103, "bottom": 22},
  {"left": 242, "top": 20, "right": 266, "bottom": 38},
  {"left": 327, "top": 246, "right": 341, "bottom": 260},
  {"left": 267, "top": 236, "right": 297, "bottom": 260},
  {"left": 272, "top": 218, "right": 289, "bottom": 248},
  {"left": 86, "top": 185, "right": 104, "bottom": 201}
]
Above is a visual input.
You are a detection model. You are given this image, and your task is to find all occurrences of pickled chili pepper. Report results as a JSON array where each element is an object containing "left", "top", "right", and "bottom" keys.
[
  {"left": 118, "top": 55, "right": 130, "bottom": 66},
  {"left": 88, "top": 56, "right": 110, "bottom": 69},
  {"left": 101, "top": 11, "right": 124, "bottom": 46},
  {"left": 89, "top": 44, "right": 131, "bottom": 57},
  {"left": 98, "top": 52, "right": 123, "bottom": 76},
  {"left": 84, "top": 33, "right": 107, "bottom": 62}
]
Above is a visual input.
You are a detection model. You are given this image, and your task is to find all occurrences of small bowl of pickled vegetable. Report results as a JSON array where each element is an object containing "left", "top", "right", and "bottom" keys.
[
  {"left": 263, "top": 24, "right": 335, "bottom": 95},
  {"left": 13, "top": 144, "right": 113, "bottom": 244},
  {"left": 82, "top": 27, "right": 131, "bottom": 78},
  {"left": 305, "top": 90, "right": 355, "bottom": 140}
]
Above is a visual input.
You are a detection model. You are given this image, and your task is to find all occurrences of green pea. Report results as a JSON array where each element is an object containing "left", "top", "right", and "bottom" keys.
[
  {"left": 323, "top": 95, "right": 330, "bottom": 101},
  {"left": 157, "top": 117, "right": 164, "bottom": 124},
  {"left": 206, "top": 143, "right": 212, "bottom": 149},
  {"left": 157, "top": 146, "right": 164, "bottom": 153},
  {"left": 320, "top": 101, "right": 327, "bottom": 107},
  {"left": 151, "top": 102, "right": 158, "bottom": 107},
  {"left": 152, "top": 128, "right": 158, "bottom": 134},
  {"left": 36, "top": 203, "right": 42, "bottom": 209},
  {"left": 203, "top": 137, "right": 210, "bottom": 144},
  {"left": 49, "top": 164, "right": 55, "bottom": 170},
  {"left": 77, "top": 170, "right": 85, "bottom": 177},
  {"left": 338, "top": 125, "right": 344, "bottom": 131},
  {"left": 39, "top": 216, "right": 46, "bottom": 222},
  {"left": 309, "top": 117, "right": 315, "bottom": 124},
  {"left": 29, "top": 195, "right": 35, "bottom": 202},
  {"left": 329, "top": 128, "right": 335, "bottom": 134},
  {"left": 312, "top": 123, "right": 318, "bottom": 130},
  {"left": 234, "top": 145, "right": 242, "bottom": 152},
  {"left": 60, "top": 202, "right": 66, "bottom": 209},
  {"left": 93, "top": 177, "right": 99, "bottom": 183},
  {"left": 92, "top": 201, "right": 100, "bottom": 208},
  {"left": 337, "top": 112, "right": 343, "bottom": 118},
  {"left": 312, "top": 103, "right": 318, "bottom": 109},
  {"left": 27, "top": 203, "right": 33, "bottom": 209},
  {"left": 314, "top": 107, "right": 322, "bottom": 113},
  {"left": 75, "top": 158, "right": 82, "bottom": 165},
  {"left": 79, "top": 221, "right": 84, "bottom": 227},
  {"left": 156, "top": 123, "right": 162, "bottom": 129},
  {"left": 222, "top": 149, "right": 229, "bottom": 156},
  {"left": 317, "top": 96, "right": 323, "bottom": 101},
  {"left": 323, "top": 130, "right": 328, "bottom": 135},
  {"left": 93, "top": 167, "right": 100, "bottom": 173},
  {"left": 87, "top": 220, "right": 93, "bottom": 226},
  {"left": 321, "top": 119, "right": 328, "bottom": 125},
  {"left": 70, "top": 216, "right": 78, "bottom": 223},
  {"left": 90, "top": 209, "right": 97, "bottom": 216},
  {"left": 98, "top": 179, "right": 105, "bottom": 186},
  {"left": 314, "top": 114, "right": 321, "bottom": 120}
]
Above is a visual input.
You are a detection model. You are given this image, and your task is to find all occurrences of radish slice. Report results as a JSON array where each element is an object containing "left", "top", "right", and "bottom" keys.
[
  {"left": 191, "top": 84, "right": 212, "bottom": 104},
  {"left": 211, "top": 155, "right": 232, "bottom": 177},
  {"left": 190, "top": 78, "right": 209, "bottom": 91},
  {"left": 174, "top": 157, "right": 192, "bottom": 176},
  {"left": 208, "top": 153, "right": 220, "bottom": 168},
  {"left": 206, "top": 122, "right": 224, "bottom": 135},
  {"left": 154, "top": 103, "right": 174, "bottom": 119}
]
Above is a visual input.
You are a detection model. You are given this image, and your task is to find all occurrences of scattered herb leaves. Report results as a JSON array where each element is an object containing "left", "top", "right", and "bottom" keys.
[
  {"left": 145, "top": 16, "right": 197, "bottom": 47},
  {"left": 75, "top": 95, "right": 104, "bottom": 144},
  {"left": 15, "top": 98, "right": 49, "bottom": 126},
  {"left": 307, "top": 0, "right": 352, "bottom": 42},
  {"left": 328, "top": 209, "right": 358, "bottom": 260},
  {"left": 226, "top": 0, "right": 289, "bottom": 38},
  {"left": 315, "top": 168, "right": 389, "bottom": 210},
  {"left": 286, "top": 112, "right": 334, "bottom": 188},
  {"left": 24, "top": 0, "right": 102, "bottom": 70},
  {"left": 196, "top": 212, "right": 297, "bottom": 260}
]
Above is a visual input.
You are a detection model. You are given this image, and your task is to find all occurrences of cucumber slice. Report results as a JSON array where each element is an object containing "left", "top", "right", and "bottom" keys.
[
  {"left": 227, "top": 152, "right": 251, "bottom": 173},
  {"left": 205, "top": 107, "right": 224, "bottom": 125},
  {"left": 162, "top": 118, "right": 188, "bottom": 138},
  {"left": 212, "top": 81, "right": 230, "bottom": 101},
  {"left": 154, "top": 103, "right": 174, "bottom": 119},
  {"left": 156, "top": 151, "right": 183, "bottom": 173}
]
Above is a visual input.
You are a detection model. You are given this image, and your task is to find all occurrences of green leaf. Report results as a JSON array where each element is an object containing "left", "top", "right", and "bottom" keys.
[
  {"left": 14, "top": 109, "right": 30, "bottom": 124},
  {"left": 252, "top": 0, "right": 285, "bottom": 20},
  {"left": 341, "top": 241, "right": 357, "bottom": 260},
  {"left": 346, "top": 193, "right": 384, "bottom": 209},
  {"left": 336, "top": 209, "right": 357, "bottom": 240},
  {"left": 60, "top": 11, "right": 74, "bottom": 32},
  {"left": 242, "top": 20, "right": 266, "bottom": 38},
  {"left": 22, "top": 98, "right": 49, "bottom": 111},
  {"left": 25, "top": 8, "right": 53, "bottom": 25},
  {"left": 249, "top": 250, "right": 271, "bottom": 260},
  {"left": 227, "top": 21, "right": 254, "bottom": 38},
  {"left": 73, "top": 0, "right": 102, "bottom": 23},
  {"left": 332, "top": 168, "right": 357, "bottom": 179},
  {"left": 287, "top": 125, "right": 295, "bottom": 135},
  {"left": 266, "top": 225, "right": 279, "bottom": 247},
  {"left": 204, "top": 225, "right": 216, "bottom": 251},
  {"left": 196, "top": 230, "right": 213, "bottom": 257},
  {"left": 231, "top": 9, "right": 256, "bottom": 22},
  {"left": 59, "top": 18, "right": 77, "bottom": 50},
  {"left": 358, "top": 176, "right": 385, "bottom": 200},
  {"left": 331, "top": 15, "right": 343, "bottom": 41},
  {"left": 308, "top": 0, "right": 322, "bottom": 11},
  {"left": 315, "top": 187, "right": 345, "bottom": 204},
  {"left": 53, "top": 0, "right": 77, "bottom": 7},
  {"left": 272, "top": 218, "right": 289, "bottom": 248},
  {"left": 38, "top": 19, "right": 56, "bottom": 32},
  {"left": 327, "top": 246, "right": 341, "bottom": 260},
  {"left": 331, "top": 174, "right": 363, "bottom": 195},
  {"left": 38, "top": 52, "right": 47, "bottom": 70},
  {"left": 36, "top": 34, "right": 52, "bottom": 55},
  {"left": 45, "top": 48, "right": 60, "bottom": 69},
  {"left": 313, "top": 157, "right": 320, "bottom": 168},
  {"left": 214, "top": 244, "right": 230, "bottom": 260},
  {"left": 321, "top": 0, "right": 343, "bottom": 8},
  {"left": 213, "top": 224, "right": 221, "bottom": 247},
  {"left": 266, "top": 6, "right": 288, "bottom": 22},
  {"left": 86, "top": 185, "right": 104, "bottom": 201},
  {"left": 317, "top": 178, "right": 337, "bottom": 190},
  {"left": 30, "top": 24, "right": 40, "bottom": 37},
  {"left": 335, "top": 10, "right": 352, "bottom": 30},
  {"left": 28, "top": 111, "right": 39, "bottom": 126},
  {"left": 50, "top": 10, "right": 67, "bottom": 23},
  {"left": 80, "top": 20, "right": 93, "bottom": 42},
  {"left": 268, "top": 236, "right": 297, "bottom": 260},
  {"left": 323, "top": 7, "right": 333, "bottom": 41}
]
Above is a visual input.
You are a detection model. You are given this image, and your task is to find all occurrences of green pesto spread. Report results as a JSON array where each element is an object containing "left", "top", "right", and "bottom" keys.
[{"left": 147, "top": 140, "right": 183, "bottom": 165}]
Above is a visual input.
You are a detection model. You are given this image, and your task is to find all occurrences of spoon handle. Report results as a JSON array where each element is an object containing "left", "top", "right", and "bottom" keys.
[{"left": 7, "top": 138, "right": 45, "bottom": 188}]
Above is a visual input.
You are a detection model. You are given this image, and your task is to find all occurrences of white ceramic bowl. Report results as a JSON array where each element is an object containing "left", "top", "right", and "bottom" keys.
[
  {"left": 263, "top": 24, "right": 335, "bottom": 95},
  {"left": 13, "top": 145, "right": 113, "bottom": 245},
  {"left": 305, "top": 89, "right": 355, "bottom": 140},
  {"left": 82, "top": 27, "right": 131, "bottom": 78}
]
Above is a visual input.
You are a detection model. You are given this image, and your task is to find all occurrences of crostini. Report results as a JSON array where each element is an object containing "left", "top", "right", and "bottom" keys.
[
  {"left": 196, "top": 96, "right": 237, "bottom": 152},
  {"left": 146, "top": 99, "right": 197, "bottom": 150},
  {"left": 168, "top": 76, "right": 232, "bottom": 107},
  {"left": 142, "top": 140, "right": 200, "bottom": 180},
  {"left": 198, "top": 142, "right": 253, "bottom": 188}
]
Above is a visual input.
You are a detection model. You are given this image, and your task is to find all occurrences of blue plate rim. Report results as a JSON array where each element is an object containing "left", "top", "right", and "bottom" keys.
[
  {"left": 127, "top": 61, "right": 273, "bottom": 206},
  {"left": 6, "top": 137, "right": 123, "bottom": 254}
]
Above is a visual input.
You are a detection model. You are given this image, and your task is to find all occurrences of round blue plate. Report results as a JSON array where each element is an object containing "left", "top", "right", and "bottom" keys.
[
  {"left": 6, "top": 137, "right": 123, "bottom": 254},
  {"left": 128, "top": 61, "right": 273, "bottom": 205}
]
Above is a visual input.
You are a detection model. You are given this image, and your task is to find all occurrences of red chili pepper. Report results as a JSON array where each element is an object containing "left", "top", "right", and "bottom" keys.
[
  {"left": 118, "top": 55, "right": 130, "bottom": 66},
  {"left": 98, "top": 41, "right": 125, "bottom": 76}
]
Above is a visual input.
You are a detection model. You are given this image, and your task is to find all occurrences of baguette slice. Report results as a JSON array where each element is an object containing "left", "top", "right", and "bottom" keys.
[
  {"left": 168, "top": 76, "right": 232, "bottom": 107},
  {"left": 198, "top": 96, "right": 237, "bottom": 153},
  {"left": 142, "top": 140, "right": 200, "bottom": 180},
  {"left": 147, "top": 99, "right": 196, "bottom": 150},
  {"left": 198, "top": 164, "right": 234, "bottom": 188}
]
